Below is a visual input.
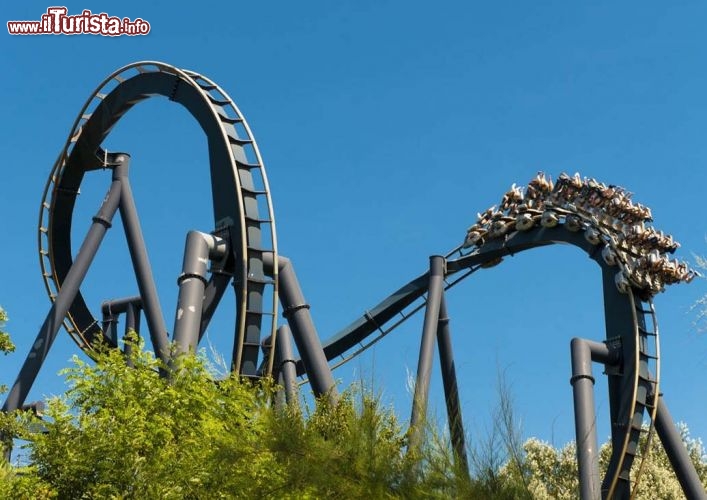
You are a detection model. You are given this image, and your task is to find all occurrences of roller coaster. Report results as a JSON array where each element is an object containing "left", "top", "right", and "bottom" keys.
[{"left": 2, "top": 62, "right": 704, "bottom": 499}]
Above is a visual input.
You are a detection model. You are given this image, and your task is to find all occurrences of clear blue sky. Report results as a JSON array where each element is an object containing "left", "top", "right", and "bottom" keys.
[{"left": 2, "top": 1, "right": 706, "bottom": 452}]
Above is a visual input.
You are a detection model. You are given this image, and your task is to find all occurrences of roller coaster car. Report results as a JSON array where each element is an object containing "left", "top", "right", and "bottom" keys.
[
  {"left": 540, "top": 210, "right": 559, "bottom": 228},
  {"left": 601, "top": 245, "right": 618, "bottom": 266},
  {"left": 462, "top": 230, "right": 484, "bottom": 249},
  {"left": 515, "top": 212, "right": 535, "bottom": 231},
  {"left": 564, "top": 214, "right": 582, "bottom": 232},
  {"left": 488, "top": 218, "right": 513, "bottom": 238},
  {"left": 614, "top": 271, "right": 631, "bottom": 294},
  {"left": 584, "top": 227, "right": 602, "bottom": 245}
]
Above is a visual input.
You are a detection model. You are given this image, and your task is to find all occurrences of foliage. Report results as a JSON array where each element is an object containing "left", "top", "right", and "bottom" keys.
[
  {"left": 0, "top": 307, "right": 14, "bottom": 356},
  {"left": 0, "top": 321, "right": 705, "bottom": 498},
  {"left": 0, "top": 337, "right": 469, "bottom": 498},
  {"left": 266, "top": 386, "right": 413, "bottom": 499},
  {"left": 463, "top": 376, "right": 533, "bottom": 500},
  {"left": 0, "top": 461, "right": 55, "bottom": 499},
  {"left": 26, "top": 338, "right": 285, "bottom": 498},
  {"left": 499, "top": 428, "right": 707, "bottom": 500},
  {"left": 693, "top": 254, "right": 707, "bottom": 332}
]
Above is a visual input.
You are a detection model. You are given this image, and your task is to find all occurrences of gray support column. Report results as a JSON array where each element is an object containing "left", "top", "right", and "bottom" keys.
[
  {"left": 172, "top": 231, "right": 227, "bottom": 356},
  {"left": 570, "top": 338, "right": 612, "bottom": 500},
  {"left": 437, "top": 293, "right": 469, "bottom": 472},
  {"left": 124, "top": 300, "right": 141, "bottom": 337},
  {"left": 115, "top": 156, "right": 170, "bottom": 363},
  {"left": 275, "top": 325, "right": 298, "bottom": 406},
  {"left": 409, "top": 255, "right": 446, "bottom": 451},
  {"left": 263, "top": 253, "right": 336, "bottom": 402},
  {"left": 101, "top": 311, "right": 119, "bottom": 346},
  {"left": 2, "top": 178, "right": 122, "bottom": 413},
  {"left": 654, "top": 398, "right": 706, "bottom": 500},
  {"left": 198, "top": 271, "right": 231, "bottom": 342},
  {"left": 101, "top": 296, "right": 143, "bottom": 315},
  {"left": 124, "top": 301, "right": 141, "bottom": 367},
  {"left": 101, "top": 296, "right": 142, "bottom": 364}
]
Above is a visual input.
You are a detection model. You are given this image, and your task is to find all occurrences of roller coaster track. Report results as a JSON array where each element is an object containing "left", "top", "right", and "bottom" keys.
[
  {"left": 22, "top": 62, "right": 698, "bottom": 497},
  {"left": 37, "top": 61, "right": 278, "bottom": 376},
  {"left": 300, "top": 178, "right": 681, "bottom": 497}
]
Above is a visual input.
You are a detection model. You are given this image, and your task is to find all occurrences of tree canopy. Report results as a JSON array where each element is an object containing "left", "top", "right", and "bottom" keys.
[
  {"left": 0, "top": 307, "right": 14, "bottom": 357},
  {"left": 0, "top": 337, "right": 472, "bottom": 499},
  {"left": 0, "top": 320, "right": 705, "bottom": 498}
]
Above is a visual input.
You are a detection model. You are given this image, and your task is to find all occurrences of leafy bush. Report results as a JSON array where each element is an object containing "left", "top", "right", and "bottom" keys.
[
  {"left": 1, "top": 322, "right": 705, "bottom": 498},
  {"left": 0, "top": 307, "right": 14, "bottom": 356},
  {"left": 1, "top": 338, "right": 470, "bottom": 498}
]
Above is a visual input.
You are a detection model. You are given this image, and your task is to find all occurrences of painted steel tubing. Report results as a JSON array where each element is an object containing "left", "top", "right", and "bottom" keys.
[{"left": 37, "top": 62, "right": 278, "bottom": 376}]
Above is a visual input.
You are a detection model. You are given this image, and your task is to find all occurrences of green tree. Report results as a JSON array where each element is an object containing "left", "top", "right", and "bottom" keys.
[
  {"left": 693, "top": 254, "right": 707, "bottom": 332},
  {"left": 0, "top": 307, "right": 14, "bottom": 356},
  {"left": 499, "top": 429, "right": 707, "bottom": 499},
  {"left": 3, "top": 338, "right": 470, "bottom": 498},
  {"left": 27, "top": 340, "right": 285, "bottom": 498},
  {"left": 0, "top": 307, "right": 55, "bottom": 498},
  {"left": 1, "top": 313, "right": 705, "bottom": 498}
]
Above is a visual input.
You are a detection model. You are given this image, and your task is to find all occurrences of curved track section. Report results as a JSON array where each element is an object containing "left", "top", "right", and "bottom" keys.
[
  {"left": 306, "top": 173, "right": 693, "bottom": 497},
  {"left": 38, "top": 62, "right": 278, "bottom": 376}
]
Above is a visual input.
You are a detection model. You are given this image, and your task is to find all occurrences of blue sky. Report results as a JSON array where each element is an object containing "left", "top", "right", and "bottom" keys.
[{"left": 2, "top": 1, "right": 706, "bottom": 453}]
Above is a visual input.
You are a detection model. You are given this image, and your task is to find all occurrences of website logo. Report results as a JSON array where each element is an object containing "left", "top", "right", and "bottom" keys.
[{"left": 8, "top": 7, "right": 151, "bottom": 36}]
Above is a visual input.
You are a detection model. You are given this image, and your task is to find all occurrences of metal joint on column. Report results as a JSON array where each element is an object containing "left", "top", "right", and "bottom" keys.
[
  {"left": 177, "top": 272, "right": 209, "bottom": 286},
  {"left": 91, "top": 216, "right": 113, "bottom": 228},
  {"left": 282, "top": 303, "right": 310, "bottom": 318},
  {"left": 570, "top": 374, "right": 595, "bottom": 385}
]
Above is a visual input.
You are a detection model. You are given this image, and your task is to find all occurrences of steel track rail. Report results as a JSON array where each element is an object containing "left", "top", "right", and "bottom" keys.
[
  {"left": 628, "top": 299, "right": 661, "bottom": 499},
  {"left": 182, "top": 68, "right": 280, "bottom": 376},
  {"left": 305, "top": 209, "right": 654, "bottom": 497},
  {"left": 38, "top": 61, "right": 277, "bottom": 375}
]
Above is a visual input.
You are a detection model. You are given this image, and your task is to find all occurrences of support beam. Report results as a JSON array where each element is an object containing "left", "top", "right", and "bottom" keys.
[
  {"left": 654, "top": 397, "right": 706, "bottom": 500},
  {"left": 409, "top": 255, "right": 445, "bottom": 452},
  {"left": 116, "top": 156, "right": 170, "bottom": 363},
  {"left": 437, "top": 293, "right": 469, "bottom": 472},
  {"left": 570, "top": 338, "right": 619, "bottom": 500},
  {"left": 171, "top": 231, "right": 227, "bottom": 357},
  {"left": 124, "top": 301, "right": 141, "bottom": 367},
  {"left": 198, "top": 271, "right": 232, "bottom": 343},
  {"left": 2, "top": 174, "right": 122, "bottom": 413},
  {"left": 263, "top": 253, "right": 336, "bottom": 402},
  {"left": 570, "top": 338, "right": 606, "bottom": 500},
  {"left": 275, "top": 325, "right": 298, "bottom": 407},
  {"left": 101, "top": 296, "right": 142, "bottom": 344},
  {"left": 101, "top": 310, "right": 119, "bottom": 347}
]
